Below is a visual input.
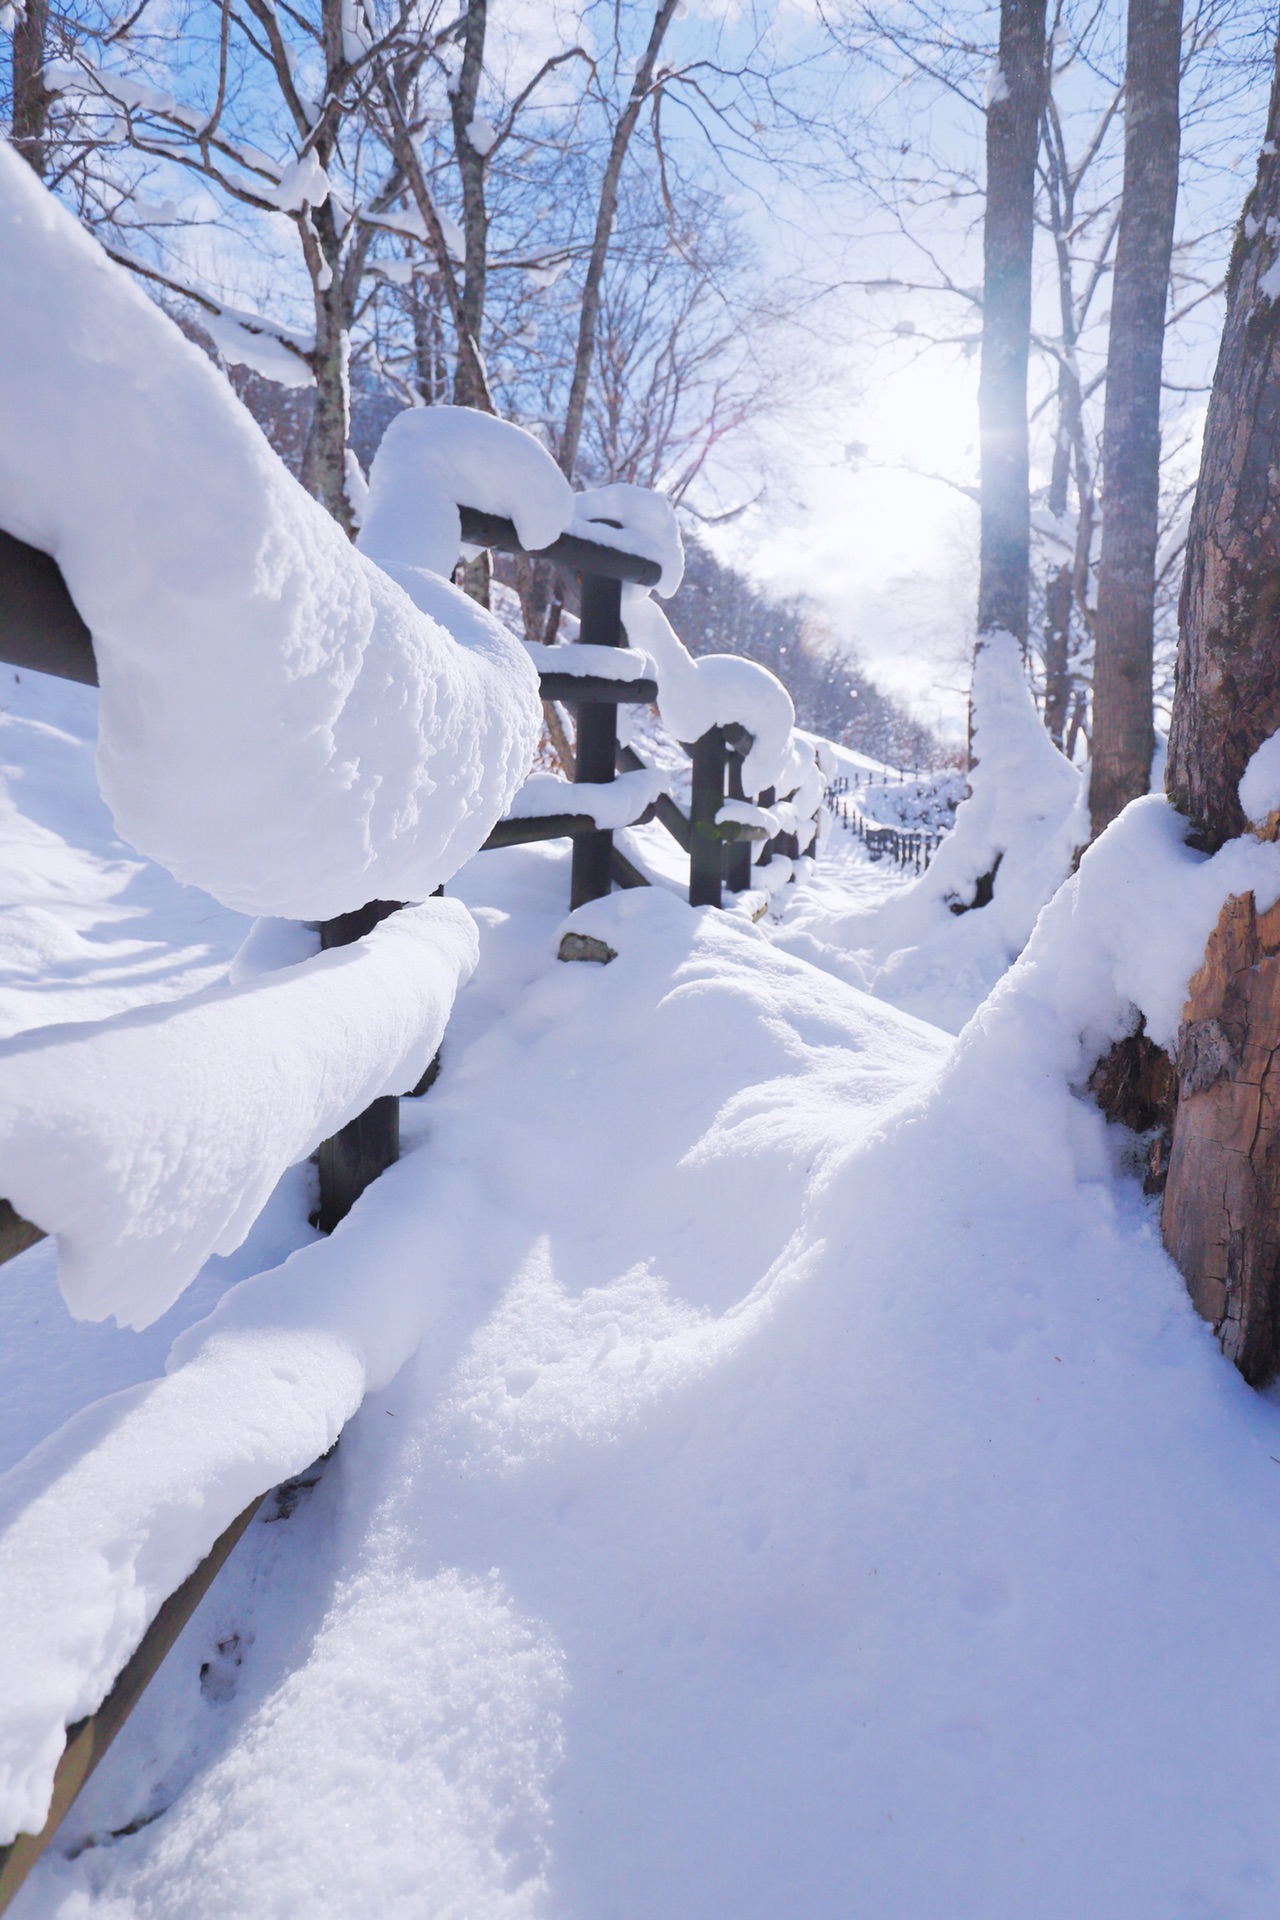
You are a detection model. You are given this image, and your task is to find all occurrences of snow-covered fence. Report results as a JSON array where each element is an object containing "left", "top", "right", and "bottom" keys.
[{"left": 827, "top": 786, "right": 943, "bottom": 874}]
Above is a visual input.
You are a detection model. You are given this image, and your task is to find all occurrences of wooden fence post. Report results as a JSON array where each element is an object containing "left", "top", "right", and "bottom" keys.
[
  {"left": 315, "top": 899, "right": 402, "bottom": 1232},
  {"left": 570, "top": 571, "right": 624, "bottom": 911},
  {"left": 688, "top": 726, "right": 728, "bottom": 909},
  {"left": 724, "top": 740, "right": 753, "bottom": 893}
]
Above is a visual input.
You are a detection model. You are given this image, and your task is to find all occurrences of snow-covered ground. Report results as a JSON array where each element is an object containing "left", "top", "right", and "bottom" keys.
[{"left": 8, "top": 656, "right": 1280, "bottom": 1918}]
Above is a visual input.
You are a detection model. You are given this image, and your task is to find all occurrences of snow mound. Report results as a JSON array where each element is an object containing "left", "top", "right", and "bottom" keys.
[
  {"left": 771, "top": 635, "right": 1085, "bottom": 1031},
  {"left": 0, "top": 898, "right": 477, "bottom": 1329},
  {"left": 0, "top": 149, "right": 540, "bottom": 920}
]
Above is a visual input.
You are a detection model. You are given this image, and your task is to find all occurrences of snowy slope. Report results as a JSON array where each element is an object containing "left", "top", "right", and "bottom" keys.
[{"left": 9, "top": 670, "right": 1280, "bottom": 1916}]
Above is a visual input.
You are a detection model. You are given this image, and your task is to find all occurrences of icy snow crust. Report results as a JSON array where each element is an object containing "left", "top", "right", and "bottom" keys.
[
  {"left": 11, "top": 659, "right": 1280, "bottom": 1908},
  {"left": 0, "top": 149, "right": 540, "bottom": 920}
]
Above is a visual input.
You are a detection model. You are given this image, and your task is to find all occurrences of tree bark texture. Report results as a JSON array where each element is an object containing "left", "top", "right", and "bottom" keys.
[
  {"left": 1166, "top": 35, "right": 1280, "bottom": 850},
  {"left": 977, "top": 0, "right": 1048, "bottom": 651},
  {"left": 450, "top": 0, "right": 490, "bottom": 410},
  {"left": 300, "top": 209, "right": 355, "bottom": 536},
  {"left": 1090, "top": 0, "right": 1183, "bottom": 838},
  {"left": 1162, "top": 892, "right": 1280, "bottom": 1385},
  {"left": 11, "top": 0, "right": 51, "bottom": 178}
]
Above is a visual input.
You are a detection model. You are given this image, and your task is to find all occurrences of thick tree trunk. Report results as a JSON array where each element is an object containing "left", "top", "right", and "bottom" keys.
[
  {"left": 1089, "top": 0, "right": 1183, "bottom": 837},
  {"left": 1160, "top": 30, "right": 1280, "bottom": 1385},
  {"left": 11, "top": 0, "right": 51, "bottom": 177},
  {"left": 1166, "top": 42, "right": 1280, "bottom": 850},
  {"left": 1163, "top": 892, "right": 1280, "bottom": 1385},
  {"left": 976, "top": 0, "right": 1048, "bottom": 652}
]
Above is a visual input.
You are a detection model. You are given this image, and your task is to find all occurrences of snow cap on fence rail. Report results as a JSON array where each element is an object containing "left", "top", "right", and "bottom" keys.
[
  {"left": 569, "top": 483, "right": 685, "bottom": 597},
  {"left": 0, "top": 148, "right": 541, "bottom": 920},
  {"left": 0, "top": 898, "right": 478, "bottom": 1329},
  {"left": 621, "top": 585, "right": 795, "bottom": 794},
  {"left": 360, "top": 405, "right": 575, "bottom": 578}
]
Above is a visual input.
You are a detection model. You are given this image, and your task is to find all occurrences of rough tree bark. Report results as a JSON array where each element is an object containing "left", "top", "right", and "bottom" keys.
[
  {"left": 11, "top": 0, "right": 51, "bottom": 178},
  {"left": 1089, "top": 0, "right": 1183, "bottom": 838},
  {"left": 1159, "top": 29, "right": 1280, "bottom": 1384},
  {"left": 976, "top": 0, "right": 1048, "bottom": 653},
  {"left": 1166, "top": 53, "right": 1280, "bottom": 847}
]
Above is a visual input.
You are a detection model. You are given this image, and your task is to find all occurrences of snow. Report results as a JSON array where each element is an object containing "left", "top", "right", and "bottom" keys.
[
  {"left": 507, "top": 768, "right": 668, "bottom": 829},
  {"left": 0, "top": 149, "right": 540, "bottom": 920},
  {"left": 202, "top": 310, "right": 315, "bottom": 388},
  {"left": 13, "top": 640, "right": 1280, "bottom": 1911},
  {"left": 717, "top": 797, "right": 778, "bottom": 837},
  {"left": 569, "top": 484, "right": 685, "bottom": 597},
  {"left": 1239, "top": 728, "right": 1280, "bottom": 826},
  {"left": 466, "top": 116, "right": 499, "bottom": 156},
  {"left": 523, "top": 642, "right": 656, "bottom": 682},
  {"left": 256, "top": 150, "right": 330, "bottom": 213},
  {"left": 0, "top": 896, "right": 477, "bottom": 1331},
  {"left": 621, "top": 586, "right": 796, "bottom": 793},
  {"left": 360, "top": 405, "right": 574, "bottom": 580},
  {"left": 773, "top": 634, "right": 1084, "bottom": 1032}
]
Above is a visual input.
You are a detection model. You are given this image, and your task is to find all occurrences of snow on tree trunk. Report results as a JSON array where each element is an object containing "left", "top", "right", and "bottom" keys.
[
  {"left": 1090, "top": 0, "right": 1183, "bottom": 838},
  {"left": 976, "top": 0, "right": 1048, "bottom": 654},
  {"left": 1160, "top": 30, "right": 1280, "bottom": 1385}
]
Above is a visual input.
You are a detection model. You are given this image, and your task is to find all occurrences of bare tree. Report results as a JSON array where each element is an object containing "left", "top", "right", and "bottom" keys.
[
  {"left": 976, "top": 0, "right": 1048, "bottom": 655},
  {"left": 1089, "top": 0, "right": 1184, "bottom": 836}
]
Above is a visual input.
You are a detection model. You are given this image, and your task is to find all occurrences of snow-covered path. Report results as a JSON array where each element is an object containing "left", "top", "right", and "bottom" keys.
[{"left": 9, "top": 674, "right": 1280, "bottom": 1916}]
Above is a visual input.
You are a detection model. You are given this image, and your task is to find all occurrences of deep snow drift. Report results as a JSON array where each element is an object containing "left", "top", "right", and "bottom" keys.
[{"left": 7, "top": 655, "right": 1280, "bottom": 1916}]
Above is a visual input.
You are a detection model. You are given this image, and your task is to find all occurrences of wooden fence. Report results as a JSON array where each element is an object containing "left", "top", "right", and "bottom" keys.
[
  {"left": 824, "top": 776, "right": 942, "bottom": 874},
  {"left": 0, "top": 510, "right": 806, "bottom": 1905}
]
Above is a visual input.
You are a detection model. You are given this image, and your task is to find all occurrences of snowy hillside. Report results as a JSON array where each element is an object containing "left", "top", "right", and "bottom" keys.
[{"left": 6, "top": 651, "right": 1280, "bottom": 1917}]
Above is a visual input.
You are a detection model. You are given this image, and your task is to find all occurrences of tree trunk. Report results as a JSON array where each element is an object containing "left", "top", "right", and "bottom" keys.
[
  {"left": 1166, "top": 39, "right": 1280, "bottom": 850},
  {"left": 1160, "top": 28, "right": 1280, "bottom": 1386},
  {"left": 557, "top": 0, "right": 680, "bottom": 483},
  {"left": 450, "top": 0, "right": 490, "bottom": 411},
  {"left": 1162, "top": 892, "right": 1280, "bottom": 1385},
  {"left": 300, "top": 199, "right": 355, "bottom": 536},
  {"left": 1089, "top": 0, "right": 1183, "bottom": 838},
  {"left": 976, "top": 0, "right": 1048, "bottom": 652},
  {"left": 11, "top": 0, "right": 51, "bottom": 178},
  {"left": 1043, "top": 374, "right": 1073, "bottom": 745}
]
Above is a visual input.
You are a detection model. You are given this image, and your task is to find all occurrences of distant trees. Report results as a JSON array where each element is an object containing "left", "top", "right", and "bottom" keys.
[{"left": 668, "top": 538, "right": 943, "bottom": 769}]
